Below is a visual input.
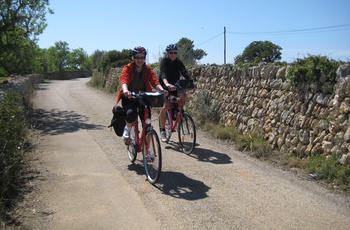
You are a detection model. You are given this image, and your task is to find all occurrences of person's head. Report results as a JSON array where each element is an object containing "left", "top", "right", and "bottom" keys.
[
  {"left": 132, "top": 46, "right": 147, "bottom": 67},
  {"left": 165, "top": 44, "right": 178, "bottom": 61}
]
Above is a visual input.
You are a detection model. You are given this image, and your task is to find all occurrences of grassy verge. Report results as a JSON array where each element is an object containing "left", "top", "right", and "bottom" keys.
[{"left": 0, "top": 91, "right": 31, "bottom": 226}]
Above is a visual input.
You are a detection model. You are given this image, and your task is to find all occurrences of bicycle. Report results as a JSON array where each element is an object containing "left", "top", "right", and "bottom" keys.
[
  {"left": 160, "top": 79, "right": 196, "bottom": 154},
  {"left": 126, "top": 91, "right": 164, "bottom": 184}
]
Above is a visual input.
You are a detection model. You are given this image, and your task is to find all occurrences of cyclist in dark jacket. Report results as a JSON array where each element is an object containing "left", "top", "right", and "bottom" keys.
[{"left": 159, "top": 44, "right": 191, "bottom": 142}]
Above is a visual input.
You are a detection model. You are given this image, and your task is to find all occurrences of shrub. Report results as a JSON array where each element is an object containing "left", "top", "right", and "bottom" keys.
[
  {"left": 89, "top": 70, "right": 106, "bottom": 89},
  {"left": 0, "top": 92, "right": 28, "bottom": 215},
  {"left": 287, "top": 55, "right": 340, "bottom": 86},
  {"left": 190, "top": 90, "right": 220, "bottom": 125}
]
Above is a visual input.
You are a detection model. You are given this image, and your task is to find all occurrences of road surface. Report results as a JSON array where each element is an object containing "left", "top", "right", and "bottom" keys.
[{"left": 20, "top": 77, "right": 350, "bottom": 229}]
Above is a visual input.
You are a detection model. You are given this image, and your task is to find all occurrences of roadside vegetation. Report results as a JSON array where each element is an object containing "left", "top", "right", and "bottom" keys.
[{"left": 0, "top": 91, "right": 32, "bottom": 226}]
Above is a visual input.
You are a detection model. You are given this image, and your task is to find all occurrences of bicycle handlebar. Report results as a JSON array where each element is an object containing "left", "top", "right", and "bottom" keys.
[{"left": 130, "top": 91, "right": 164, "bottom": 99}]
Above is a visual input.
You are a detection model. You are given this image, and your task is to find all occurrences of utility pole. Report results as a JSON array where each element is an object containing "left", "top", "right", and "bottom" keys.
[{"left": 224, "top": 27, "right": 226, "bottom": 64}]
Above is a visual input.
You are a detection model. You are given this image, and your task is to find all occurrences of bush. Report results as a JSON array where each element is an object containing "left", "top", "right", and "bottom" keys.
[
  {"left": 287, "top": 55, "right": 340, "bottom": 86},
  {"left": 190, "top": 90, "right": 220, "bottom": 125},
  {"left": 0, "top": 92, "right": 28, "bottom": 216}
]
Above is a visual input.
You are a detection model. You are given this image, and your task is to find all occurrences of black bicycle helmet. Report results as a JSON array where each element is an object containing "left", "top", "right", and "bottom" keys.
[
  {"left": 165, "top": 44, "right": 178, "bottom": 51},
  {"left": 132, "top": 46, "right": 147, "bottom": 56}
]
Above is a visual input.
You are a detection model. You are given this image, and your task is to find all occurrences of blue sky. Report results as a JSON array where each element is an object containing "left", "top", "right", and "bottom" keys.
[{"left": 37, "top": 0, "right": 350, "bottom": 65}]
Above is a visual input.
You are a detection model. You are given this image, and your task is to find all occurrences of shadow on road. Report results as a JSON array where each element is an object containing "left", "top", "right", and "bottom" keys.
[
  {"left": 190, "top": 147, "right": 233, "bottom": 164},
  {"left": 127, "top": 163, "right": 210, "bottom": 200},
  {"left": 157, "top": 171, "right": 210, "bottom": 200},
  {"left": 164, "top": 141, "right": 232, "bottom": 165},
  {"left": 31, "top": 108, "right": 104, "bottom": 135}
]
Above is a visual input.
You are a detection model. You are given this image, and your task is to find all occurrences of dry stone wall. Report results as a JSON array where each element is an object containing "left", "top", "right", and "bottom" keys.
[
  {"left": 187, "top": 63, "right": 350, "bottom": 162},
  {"left": 101, "top": 63, "right": 350, "bottom": 163}
]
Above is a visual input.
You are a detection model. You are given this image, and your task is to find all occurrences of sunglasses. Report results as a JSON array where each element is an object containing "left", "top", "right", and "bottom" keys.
[
  {"left": 169, "top": 52, "right": 177, "bottom": 54},
  {"left": 134, "top": 56, "right": 145, "bottom": 60}
]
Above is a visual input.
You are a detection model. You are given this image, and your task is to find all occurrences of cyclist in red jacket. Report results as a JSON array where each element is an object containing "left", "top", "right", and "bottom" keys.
[{"left": 116, "top": 46, "right": 168, "bottom": 141}]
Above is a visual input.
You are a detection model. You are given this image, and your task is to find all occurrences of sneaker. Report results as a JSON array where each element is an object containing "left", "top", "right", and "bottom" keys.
[
  {"left": 122, "top": 126, "right": 130, "bottom": 140},
  {"left": 160, "top": 130, "right": 167, "bottom": 142},
  {"left": 146, "top": 150, "right": 155, "bottom": 162}
]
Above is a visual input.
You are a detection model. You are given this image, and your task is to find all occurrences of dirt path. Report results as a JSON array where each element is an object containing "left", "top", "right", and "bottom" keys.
[{"left": 16, "top": 78, "right": 350, "bottom": 229}]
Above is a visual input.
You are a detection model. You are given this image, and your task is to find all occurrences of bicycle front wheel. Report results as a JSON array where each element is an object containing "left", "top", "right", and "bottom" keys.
[
  {"left": 178, "top": 113, "right": 196, "bottom": 154},
  {"left": 143, "top": 129, "right": 162, "bottom": 184}
]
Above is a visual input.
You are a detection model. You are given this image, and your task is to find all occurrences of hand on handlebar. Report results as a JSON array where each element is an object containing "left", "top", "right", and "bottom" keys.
[
  {"left": 123, "top": 90, "right": 132, "bottom": 98},
  {"left": 166, "top": 83, "right": 176, "bottom": 91}
]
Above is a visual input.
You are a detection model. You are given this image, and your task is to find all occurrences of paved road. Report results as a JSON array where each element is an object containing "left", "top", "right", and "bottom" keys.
[{"left": 28, "top": 77, "right": 350, "bottom": 230}]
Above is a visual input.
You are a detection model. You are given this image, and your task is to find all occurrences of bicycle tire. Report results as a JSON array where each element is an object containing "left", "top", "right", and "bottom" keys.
[
  {"left": 143, "top": 129, "right": 162, "bottom": 184},
  {"left": 177, "top": 113, "right": 196, "bottom": 154},
  {"left": 127, "top": 125, "right": 137, "bottom": 163}
]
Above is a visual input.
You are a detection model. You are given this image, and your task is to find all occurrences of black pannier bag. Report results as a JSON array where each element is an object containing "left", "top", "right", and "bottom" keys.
[{"left": 108, "top": 105, "right": 126, "bottom": 136}]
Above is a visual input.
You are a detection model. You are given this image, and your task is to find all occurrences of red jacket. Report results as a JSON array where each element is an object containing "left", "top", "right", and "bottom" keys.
[{"left": 116, "top": 62, "right": 160, "bottom": 104}]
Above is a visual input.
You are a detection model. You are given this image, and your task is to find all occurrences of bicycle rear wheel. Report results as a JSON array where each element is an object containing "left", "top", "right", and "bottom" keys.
[
  {"left": 127, "top": 125, "right": 137, "bottom": 163},
  {"left": 178, "top": 113, "right": 196, "bottom": 154},
  {"left": 143, "top": 129, "right": 162, "bottom": 184}
]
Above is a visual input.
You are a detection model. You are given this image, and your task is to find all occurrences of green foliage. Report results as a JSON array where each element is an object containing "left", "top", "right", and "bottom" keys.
[
  {"left": 236, "top": 132, "right": 272, "bottom": 158},
  {"left": 89, "top": 70, "right": 106, "bottom": 89},
  {"left": 0, "top": 0, "right": 53, "bottom": 75},
  {"left": 190, "top": 90, "right": 220, "bottom": 125},
  {"left": 305, "top": 154, "right": 350, "bottom": 191},
  {"left": 203, "top": 122, "right": 238, "bottom": 140},
  {"left": 287, "top": 55, "right": 339, "bottom": 86},
  {"left": 0, "top": 92, "right": 28, "bottom": 215},
  {"left": 234, "top": 40, "right": 282, "bottom": 65},
  {"left": 53, "top": 41, "right": 70, "bottom": 72},
  {"left": 174, "top": 38, "right": 207, "bottom": 66},
  {"left": 0, "top": 67, "right": 8, "bottom": 78},
  {"left": 68, "top": 48, "right": 90, "bottom": 70},
  {"left": 91, "top": 50, "right": 107, "bottom": 69},
  {"left": 149, "top": 62, "right": 159, "bottom": 69},
  {"left": 98, "top": 49, "right": 132, "bottom": 73}
]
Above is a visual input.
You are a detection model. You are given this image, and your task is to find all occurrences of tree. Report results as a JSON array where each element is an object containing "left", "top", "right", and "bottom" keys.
[
  {"left": 176, "top": 38, "right": 207, "bottom": 66},
  {"left": 98, "top": 49, "right": 132, "bottom": 73},
  {"left": 0, "top": 0, "right": 53, "bottom": 75},
  {"left": 234, "top": 40, "right": 282, "bottom": 64},
  {"left": 91, "top": 49, "right": 107, "bottom": 69},
  {"left": 68, "top": 48, "right": 89, "bottom": 70},
  {"left": 53, "top": 41, "right": 70, "bottom": 72}
]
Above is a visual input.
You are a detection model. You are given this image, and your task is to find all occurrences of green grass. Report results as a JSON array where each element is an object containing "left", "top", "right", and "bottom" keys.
[{"left": 304, "top": 154, "right": 350, "bottom": 191}]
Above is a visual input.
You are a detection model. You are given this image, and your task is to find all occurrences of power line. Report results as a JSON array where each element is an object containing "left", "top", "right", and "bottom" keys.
[
  {"left": 227, "top": 24, "right": 350, "bottom": 35},
  {"left": 195, "top": 32, "right": 223, "bottom": 47}
]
